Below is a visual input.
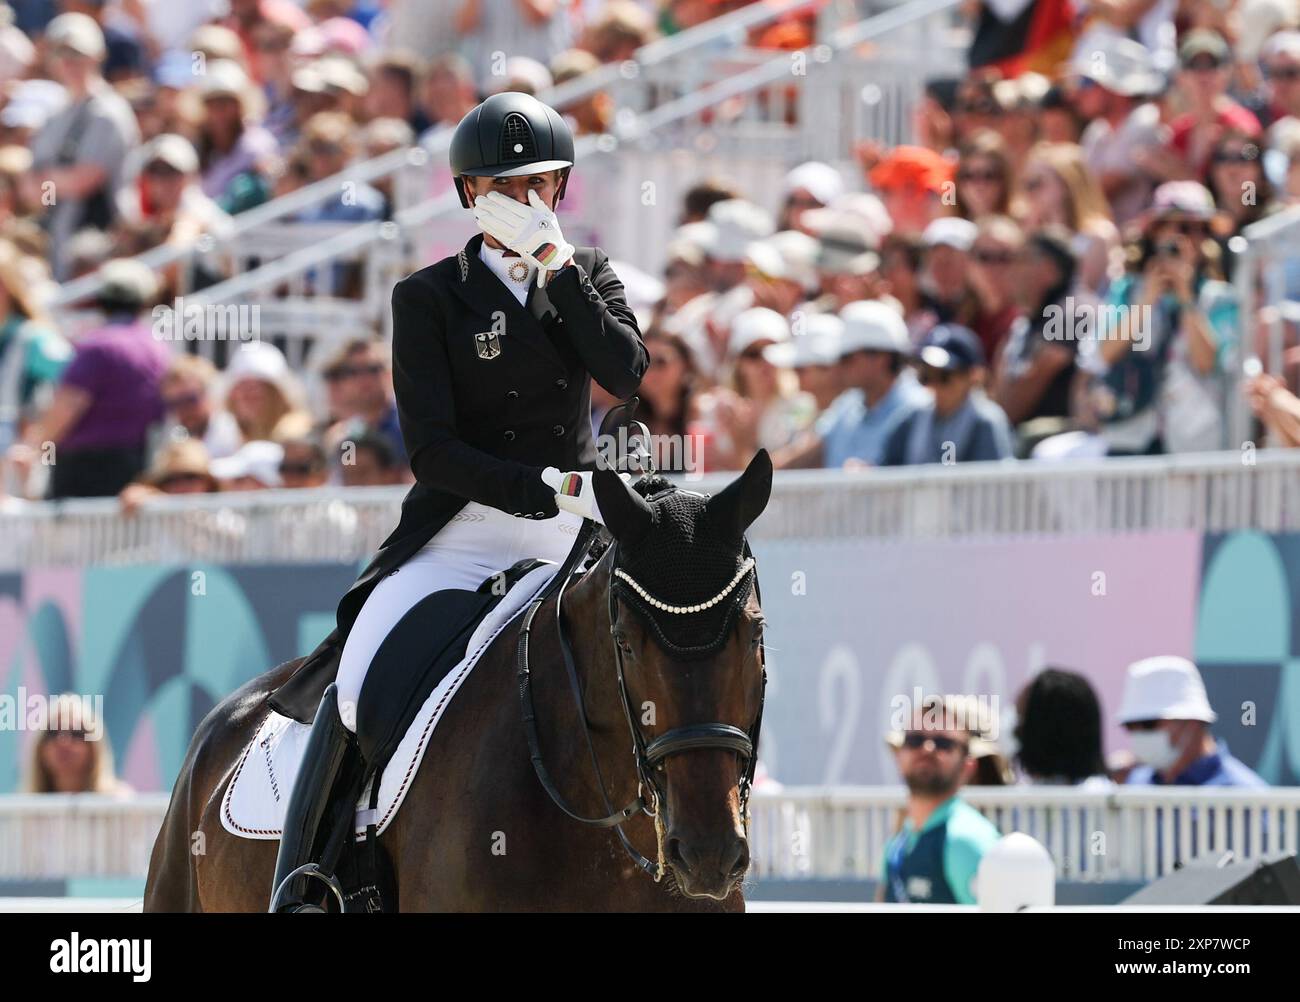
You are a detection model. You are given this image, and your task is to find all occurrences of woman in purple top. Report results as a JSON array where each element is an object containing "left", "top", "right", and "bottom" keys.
[
  {"left": 14, "top": 259, "right": 170, "bottom": 498},
  {"left": 195, "top": 61, "right": 280, "bottom": 205}
]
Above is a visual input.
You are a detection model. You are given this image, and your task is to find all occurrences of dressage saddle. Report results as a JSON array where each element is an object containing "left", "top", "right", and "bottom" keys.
[{"left": 271, "top": 556, "right": 553, "bottom": 779}]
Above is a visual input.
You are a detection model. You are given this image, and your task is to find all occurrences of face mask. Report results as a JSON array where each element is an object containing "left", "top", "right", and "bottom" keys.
[{"left": 1131, "top": 729, "right": 1180, "bottom": 770}]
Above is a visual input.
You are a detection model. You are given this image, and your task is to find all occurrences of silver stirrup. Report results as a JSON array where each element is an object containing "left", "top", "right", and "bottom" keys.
[{"left": 269, "top": 863, "right": 346, "bottom": 914}]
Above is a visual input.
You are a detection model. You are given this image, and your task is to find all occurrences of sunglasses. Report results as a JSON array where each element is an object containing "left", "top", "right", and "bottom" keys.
[
  {"left": 279, "top": 461, "right": 321, "bottom": 477},
  {"left": 900, "top": 733, "right": 968, "bottom": 752},
  {"left": 958, "top": 168, "right": 1000, "bottom": 184},
  {"left": 326, "top": 363, "right": 385, "bottom": 381},
  {"left": 1124, "top": 719, "right": 1164, "bottom": 732},
  {"left": 145, "top": 162, "right": 183, "bottom": 178},
  {"left": 1183, "top": 56, "right": 1223, "bottom": 73},
  {"left": 1157, "top": 220, "right": 1206, "bottom": 236},
  {"left": 162, "top": 391, "right": 203, "bottom": 409},
  {"left": 1266, "top": 65, "right": 1300, "bottom": 81},
  {"left": 157, "top": 472, "right": 211, "bottom": 490},
  {"left": 41, "top": 727, "right": 89, "bottom": 742},
  {"left": 916, "top": 365, "right": 954, "bottom": 386},
  {"left": 1211, "top": 149, "right": 1256, "bottom": 165}
]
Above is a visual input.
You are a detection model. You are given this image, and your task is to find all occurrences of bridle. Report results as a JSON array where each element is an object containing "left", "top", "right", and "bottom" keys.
[{"left": 514, "top": 491, "right": 767, "bottom": 881}]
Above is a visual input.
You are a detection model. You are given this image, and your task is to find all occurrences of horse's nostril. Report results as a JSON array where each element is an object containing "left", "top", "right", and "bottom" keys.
[
  {"left": 665, "top": 836, "right": 693, "bottom": 872},
  {"left": 723, "top": 839, "right": 749, "bottom": 878}
]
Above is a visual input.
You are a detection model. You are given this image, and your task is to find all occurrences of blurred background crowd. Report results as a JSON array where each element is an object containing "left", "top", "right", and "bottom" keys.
[{"left": 4, "top": 0, "right": 1300, "bottom": 507}]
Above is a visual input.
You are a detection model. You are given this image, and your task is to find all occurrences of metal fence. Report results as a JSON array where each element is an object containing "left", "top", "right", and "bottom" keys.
[
  {"left": 751, "top": 786, "right": 1300, "bottom": 884},
  {"left": 4, "top": 787, "right": 1298, "bottom": 887},
  {"left": 5, "top": 450, "right": 1300, "bottom": 571}
]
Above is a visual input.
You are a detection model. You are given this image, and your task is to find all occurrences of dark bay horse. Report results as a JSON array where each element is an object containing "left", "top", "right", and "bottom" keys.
[{"left": 144, "top": 450, "right": 772, "bottom": 911}]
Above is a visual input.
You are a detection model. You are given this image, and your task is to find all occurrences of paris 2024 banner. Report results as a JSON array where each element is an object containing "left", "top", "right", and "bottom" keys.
[{"left": 2, "top": 530, "right": 1299, "bottom": 791}]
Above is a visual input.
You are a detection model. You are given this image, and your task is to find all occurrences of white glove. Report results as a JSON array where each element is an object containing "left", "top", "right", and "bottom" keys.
[
  {"left": 541, "top": 466, "right": 631, "bottom": 525},
  {"left": 472, "top": 189, "right": 576, "bottom": 286}
]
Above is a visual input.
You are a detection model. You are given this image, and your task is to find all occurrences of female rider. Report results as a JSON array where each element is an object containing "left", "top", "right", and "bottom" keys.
[{"left": 268, "top": 92, "right": 647, "bottom": 911}]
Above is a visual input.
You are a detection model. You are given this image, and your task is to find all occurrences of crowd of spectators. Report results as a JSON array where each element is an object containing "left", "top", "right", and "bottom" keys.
[
  {"left": 631, "top": 7, "right": 1300, "bottom": 473},
  {"left": 7, "top": 1, "right": 1300, "bottom": 500}
]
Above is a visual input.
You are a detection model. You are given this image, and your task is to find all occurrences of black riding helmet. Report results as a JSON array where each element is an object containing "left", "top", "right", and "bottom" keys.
[{"left": 449, "top": 91, "right": 576, "bottom": 208}]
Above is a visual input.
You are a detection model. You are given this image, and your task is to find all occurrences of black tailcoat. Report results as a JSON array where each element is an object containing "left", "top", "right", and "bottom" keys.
[{"left": 269, "top": 233, "right": 647, "bottom": 720}]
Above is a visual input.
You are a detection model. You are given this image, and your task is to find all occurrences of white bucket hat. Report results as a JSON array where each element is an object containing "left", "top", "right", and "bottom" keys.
[
  {"left": 838, "top": 299, "right": 910, "bottom": 355},
  {"left": 210, "top": 440, "right": 284, "bottom": 487},
  {"left": 764, "top": 311, "right": 843, "bottom": 367},
  {"left": 727, "top": 306, "right": 790, "bottom": 357},
  {"left": 1116, "top": 655, "right": 1217, "bottom": 724}
]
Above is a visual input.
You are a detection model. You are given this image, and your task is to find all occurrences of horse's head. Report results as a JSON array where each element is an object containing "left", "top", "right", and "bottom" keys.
[{"left": 590, "top": 449, "right": 772, "bottom": 900}]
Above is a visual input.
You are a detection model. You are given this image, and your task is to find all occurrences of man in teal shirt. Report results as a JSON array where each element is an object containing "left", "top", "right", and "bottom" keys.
[{"left": 879, "top": 697, "right": 1001, "bottom": 904}]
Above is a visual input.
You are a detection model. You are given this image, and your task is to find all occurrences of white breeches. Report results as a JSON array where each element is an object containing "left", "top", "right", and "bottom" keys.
[{"left": 335, "top": 501, "right": 585, "bottom": 732}]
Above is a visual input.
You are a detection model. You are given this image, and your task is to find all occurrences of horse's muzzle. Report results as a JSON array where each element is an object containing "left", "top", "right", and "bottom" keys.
[{"left": 663, "top": 828, "right": 750, "bottom": 900}]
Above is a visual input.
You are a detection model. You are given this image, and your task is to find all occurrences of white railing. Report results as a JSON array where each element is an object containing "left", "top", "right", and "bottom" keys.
[
  {"left": 755, "top": 786, "right": 1300, "bottom": 884},
  {"left": 4, "top": 787, "right": 1297, "bottom": 886},
  {"left": 5, "top": 450, "right": 1300, "bottom": 571},
  {"left": 0, "top": 794, "right": 168, "bottom": 881}
]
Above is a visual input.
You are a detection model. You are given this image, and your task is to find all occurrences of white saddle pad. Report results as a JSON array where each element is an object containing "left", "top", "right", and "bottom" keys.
[{"left": 221, "top": 560, "right": 561, "bottom": 840}]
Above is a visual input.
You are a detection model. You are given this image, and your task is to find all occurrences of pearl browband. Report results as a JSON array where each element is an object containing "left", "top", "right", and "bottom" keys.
[{"left": 613, "top": 557, "right": 755, "bottom": 615}]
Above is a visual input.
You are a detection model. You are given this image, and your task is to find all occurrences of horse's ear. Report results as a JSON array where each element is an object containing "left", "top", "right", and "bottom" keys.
[
  {"left": 706, "top": 448, "right": 773, "bottom": 539},
  {"left": 593, "top": 468, "right": 653, "bottom": 543}
]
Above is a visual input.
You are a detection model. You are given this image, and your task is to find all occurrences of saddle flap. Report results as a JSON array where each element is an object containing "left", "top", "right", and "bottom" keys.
[{"left": 224, "top": 560, "right": 565, "bottom": 841}]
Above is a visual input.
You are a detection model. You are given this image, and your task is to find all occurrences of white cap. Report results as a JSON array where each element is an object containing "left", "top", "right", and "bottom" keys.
[
  {"left": 922, "top": 216, "right": 978, "bottom": 252},
  {"left": 703, "top": 199, "right": 775, "bottom": 261},
  {"left": 1116, "top": 655, "right": 1217, "bottom": 724},
  {"left": 97, "top": 258, "right": 160, "bottom": 305},
  {"left": 976, "top": 833, "right": 1055, "bottom": 912},
  {"left": 783, "top": 161, "right": 845, "bottom": 206},
  {"left": 494, "top": 56, "right": 554, "bottom": 94},
  {"left": 143, "top": 133, "right": 200, "bottom": 174},
  {"left": 200, "top": 59, "right": 252, "bottom": 99},
  {"left": 803, "top": 192, "right": 893, "bottom": 248},
  {"left": 210, "top": 440, "right": 284, "bottom": 487},
  {"left": 727, "top": 307, "right": 789, "bottom": 357},
  {"left": 764, "top": 312, "right": 843, "bottom": 367},
  {"left": 1261, "top": 29, "right": 1300, "bottom": 62},
  {"left": 226, "top": 341, "right": 290, "bottom": 386},
  {"left": 768, "top": 230, "right": 821, "bottom": 291},
  {"left": 838, "top": 300, "right": 910, "bottom": 355},
  {"left": 46, "top": 12, "right": 106, "bottom": 61}
]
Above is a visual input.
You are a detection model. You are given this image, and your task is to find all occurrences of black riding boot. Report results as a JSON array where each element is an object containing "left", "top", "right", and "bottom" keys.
[{"left": 269, "top": 684, "right": 367, "bottom": 913}]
